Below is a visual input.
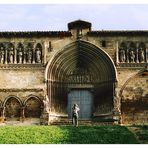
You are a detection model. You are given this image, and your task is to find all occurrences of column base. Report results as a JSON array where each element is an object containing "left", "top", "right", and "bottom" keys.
[
  {"left": 40, "top": 112, "right": 50, "bottom": 125},
  {"left": 0, "top": 117, "right": 6, "bottom": 123},
  {"left": 113, "top": 111, "right": 121, "bottom": 124},
  {"left": 20, "top": 117, "right": 25, "bottom": 123}
]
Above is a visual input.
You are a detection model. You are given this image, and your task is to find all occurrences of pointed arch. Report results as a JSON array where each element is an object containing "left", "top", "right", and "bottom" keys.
[
  {"left": 45, "top": 40, "right": 117, "bottom": 115},
  {"left": 45, "top": 40, "right": 117, "bottom": 81}
]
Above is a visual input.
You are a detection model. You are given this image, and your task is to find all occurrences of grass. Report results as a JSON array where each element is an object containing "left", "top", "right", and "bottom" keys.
[
  {"left": 0, "top": 126, "right": 139, "bottom": 144},
  {"left": 127, "top": 125, "right": 148, "bottom": 144},
  {"left": 0, "top": 125, "right": 139, "bottom": 144}
]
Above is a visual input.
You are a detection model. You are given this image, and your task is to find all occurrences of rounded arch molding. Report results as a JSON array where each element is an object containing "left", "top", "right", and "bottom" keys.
[
  {"left": 3, "top": 95, "right": 23, "bottom": 107},
  {"left": 45, "top": 40, "right": 117, "bottom": 82},
  {"left": 23, "top": 95, "right": 43, "bottom": 107}
]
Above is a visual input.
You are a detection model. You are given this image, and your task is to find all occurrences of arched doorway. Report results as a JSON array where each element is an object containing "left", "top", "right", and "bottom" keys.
[
  {"left": 24, "top": 96, "right": 42, "bottom": 118},
  {"left": 46, "top": 40, "right": 117, "bottom": 120},
  {"left": 4, "top": 96, "right": 22, "bottom": 121}
]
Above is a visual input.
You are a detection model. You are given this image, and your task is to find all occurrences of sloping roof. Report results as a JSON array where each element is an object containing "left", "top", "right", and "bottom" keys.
[
  {"left": 0, "top": 31, "right": 72, "bottom": 38},
  {"left": 88, "top": 30, "right": 148, "bottom": 36},
  {"left": 0, "top": 29, "right": 148, "bottom": 38},
  {"left": 68, "top": 20, "right": 92, "bottom": 30}
]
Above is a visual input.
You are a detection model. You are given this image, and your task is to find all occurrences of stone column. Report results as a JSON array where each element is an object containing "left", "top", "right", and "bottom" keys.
[
  {"left": 20, "top": 106, "right": 25, "bottom": 122},
  {"left": 126, "top": 48, "right": 129, "bottom": 63},
  {"left": 40, "top": 96, "right": 50, "bottom": 125},
  {"left": 146, "top": 47, "right": 148, "bottom": 63},
  {"left": 113, "top": 82, "right": 121, "bottom": 124},
  {"left": 23, "top": 49, "right": 26, "bottom": 64},
  {"left": 2, "top": 107, "right": 6, "bottom": 122},
  {"left": 116, "top": 41, "right": 119, "bottom": 65},
  {"left": 44, "top": 41, "right": 47, "bottom": 64},
  {"left": 32, "top": 43, "right": 35, "bottom": 64},
  {"left": 136, "top": 43, "right": 139, "bottom": 63},
  {"left": 0, "top": 107, "right": 2, "bottom": 120},
  {"left": 5, "top": 48, "right": 8, "bottom": 64},
  {"left": 14, "top": 43, "right": 17, "bottom": 64}
]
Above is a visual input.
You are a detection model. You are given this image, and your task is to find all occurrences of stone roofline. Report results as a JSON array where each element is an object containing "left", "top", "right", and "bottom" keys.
[
  {"left": 0, "top": 30, "right": 148, "bottom": 38},
  {"left": 0, "top": 19, "right": 148, "bottom": 37}
]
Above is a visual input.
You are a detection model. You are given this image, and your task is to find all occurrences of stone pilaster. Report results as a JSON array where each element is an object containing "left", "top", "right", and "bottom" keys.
[
  {"left": 136, "top": 46, "right": 139, "bottom": 63},
  {"left": 113, "top": 82, "right": 121, "bottom": 124},
  {"left": 5, "top": 48, "right": 8, "bottom": 64},
  {"left": 32, "top": 44, "right": 35, "bottom": 64},
  {"left": 14, "top": 43, "right": 17, "bottom": 64},
  {"left": 1, "top": 107, "right": 6, "bottom": 122},
  {"left": 40, "top": 95, "right": 50, "bottom": 125},
  {"left": 116, "top": 41, "right": 119, "bottom": 65},
  {"left": 20, "top": 106, "right": 25, "bottom": 122}
]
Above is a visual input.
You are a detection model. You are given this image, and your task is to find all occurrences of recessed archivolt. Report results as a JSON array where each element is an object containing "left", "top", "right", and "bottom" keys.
[
  {"left": 46, "top": 40, "right": 117, "bottom": 83},
  {"left": 44, "top": 40, "right": 117, "bottom": 113}
]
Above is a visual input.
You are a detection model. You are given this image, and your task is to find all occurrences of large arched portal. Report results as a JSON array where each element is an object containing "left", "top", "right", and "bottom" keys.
[{"left": 46, "top": 40, "right": 117, "bottom": 120}]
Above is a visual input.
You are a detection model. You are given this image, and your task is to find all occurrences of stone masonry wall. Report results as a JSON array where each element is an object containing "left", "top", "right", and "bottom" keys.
[{"left": 121, "top": 72, "right": 148, "bottom": 124}]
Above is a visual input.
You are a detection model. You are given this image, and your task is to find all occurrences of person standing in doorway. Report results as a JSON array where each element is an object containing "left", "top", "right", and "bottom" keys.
[{"left": 72, "top": 104, "right": 80, "bottom": 127}]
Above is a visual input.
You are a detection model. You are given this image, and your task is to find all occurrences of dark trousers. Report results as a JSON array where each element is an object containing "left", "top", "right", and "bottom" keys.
[{"left": 72, "top": 114, "right": 78, "bottom": 127}]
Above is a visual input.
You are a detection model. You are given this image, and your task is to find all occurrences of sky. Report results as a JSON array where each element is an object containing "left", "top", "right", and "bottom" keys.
[{"left": 0, "top": 4, "right": 148, "bottom": 31}]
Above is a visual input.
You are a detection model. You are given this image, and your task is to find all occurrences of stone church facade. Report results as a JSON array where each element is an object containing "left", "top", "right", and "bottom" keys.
[{"left": 0, "top": 20, "right": 147, "bottom": 125}]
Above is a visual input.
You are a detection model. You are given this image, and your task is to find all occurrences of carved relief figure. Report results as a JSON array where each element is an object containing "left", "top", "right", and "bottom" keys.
[
  {"left": 129, "top": 50, "right": 135, "bottom": 63},
  {"left": 36, "top": 48, "right": 41, "bottom": 63},
  {"left": 27, "top": 48, "right": 32, "bottom": 63},
  {"left": 138, "top": 49, "right": 145, "bottom": 63},
  {"left": 9, "top": 47, "right": 14, "bottom": 64},
  {"left": 0, "top": 47, "right": 5, "bottom": 64},
  {"left": 119, "top": 49, "right": 126, "bottom": 62},
  {"left": 17, "top": 48, "right": 23, "bottom": 64}
]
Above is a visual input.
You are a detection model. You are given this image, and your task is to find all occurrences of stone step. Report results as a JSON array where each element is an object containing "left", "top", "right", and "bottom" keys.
[{"left": 50, "top": 119, "right": 113, "bottom": 125}]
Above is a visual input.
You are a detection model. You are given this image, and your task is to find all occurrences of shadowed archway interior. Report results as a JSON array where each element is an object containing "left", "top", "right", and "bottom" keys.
[{"left": 47, "top": 40, "right": 116, "bottom": 116}]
